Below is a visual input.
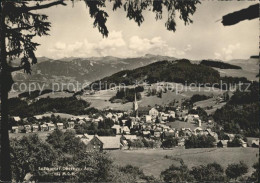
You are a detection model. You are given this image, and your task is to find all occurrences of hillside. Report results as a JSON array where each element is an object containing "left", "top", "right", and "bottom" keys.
[
  {"left": 213, "top": 81, "right": 259, "bottom": 137},
  {"left": 200, "top": 60, "right": 242, "bottom": 69},
  {"left": 87, "top": 59, "right": 221, "bottom": 90}
]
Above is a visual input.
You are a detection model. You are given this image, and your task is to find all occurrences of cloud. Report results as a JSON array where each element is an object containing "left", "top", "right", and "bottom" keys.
[
  {"left": 54, "top": 42, "right": 66, "bottom": 50},
  {"left": 129, "top": 36, "right": 191, "bottom": 57},
  {"left": 214, "top": 43, "right": 241, "bottom": 60},
  {"left": 48, "top": 32, "right": 192, "bottom": 58}
]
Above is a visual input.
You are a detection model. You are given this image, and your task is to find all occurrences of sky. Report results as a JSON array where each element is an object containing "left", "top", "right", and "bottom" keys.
[{"left": 33, "top": 1, "right": 259, "bottom": 61}]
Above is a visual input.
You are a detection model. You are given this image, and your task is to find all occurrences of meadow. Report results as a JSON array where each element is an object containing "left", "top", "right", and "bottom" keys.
[{"left": 109, "top": 148, "right": 259, "bottom": 178}]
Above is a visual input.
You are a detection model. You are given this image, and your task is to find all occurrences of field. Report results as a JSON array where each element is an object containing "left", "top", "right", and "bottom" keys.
[
  {"left": 81, "top": 82, "right": 225, "bottom": 111},
  {"left": 109, "top": 148, "right": 259, "bottom": 178},
  {"left": 215, "top": 58, "right": 259, "bottom": 81}
]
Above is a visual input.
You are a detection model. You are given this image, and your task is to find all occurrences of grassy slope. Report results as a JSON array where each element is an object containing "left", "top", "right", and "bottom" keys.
[
  {"left": 81, "top": 82, "right": 225, "bottom": 111},
  {"left": 110, "top": 148, "right": 259, "bottom": 178}
]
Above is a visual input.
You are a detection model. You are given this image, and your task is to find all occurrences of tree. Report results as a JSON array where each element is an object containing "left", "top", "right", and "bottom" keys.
[
  {"left": 248, "top": 161, "right": 259, "bottom": 182},
  {"left": 10, "top": 134, "right": 57, "bottom": 182},
  {"left": 190, "top": 162, "right": 225, "bottom": 182},
  {"left": 0, "top": 0, "right": 200, "bottom": 180},
  {"left": 46, "top": 129, "right": 86, "bottom": 155},
  {"left": 225, "top": 161, "right": 248, "bottom": 181},
  {"left": 161, "top": 137, "right": 178, "bottom": 148},
  {"left": 160, "top": 161, "right": 194, "bottom": 183},
  {"left": 227, "top": 135, "right": 242, "bottom": 147}
]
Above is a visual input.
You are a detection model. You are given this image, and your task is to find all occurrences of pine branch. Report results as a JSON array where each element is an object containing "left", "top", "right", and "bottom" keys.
[
  {"left": 17, "top": 0, "right": 67, "bottom": 13},
  {"left": 7, "top": 65, "right": 25, "bottom": 73},
  {"left": 7, "top": 25, "right": 34, "bottom": 32}
]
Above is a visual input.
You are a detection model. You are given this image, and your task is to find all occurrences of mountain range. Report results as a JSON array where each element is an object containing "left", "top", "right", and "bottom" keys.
[{"left": 11, "top": 54, "right": 258, "bottom": 92}]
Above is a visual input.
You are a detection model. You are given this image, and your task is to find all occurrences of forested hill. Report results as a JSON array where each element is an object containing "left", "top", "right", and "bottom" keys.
[
  {"left": 87, "top": 59, "right": 221, "bottom": 90},
  {"left": 213, "top": 81, "right": 259, "bottom": 137},
  {"left": 200, "top": 60, "right": 242, "bottom": 69}
]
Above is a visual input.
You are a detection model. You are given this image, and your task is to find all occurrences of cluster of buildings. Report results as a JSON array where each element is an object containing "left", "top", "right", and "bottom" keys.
[
  {"left": 10, "top": 95, "right": 259, "bottom": 150},
  {"left": 10, "top": 116, "right": 75, "bottom": 133}
]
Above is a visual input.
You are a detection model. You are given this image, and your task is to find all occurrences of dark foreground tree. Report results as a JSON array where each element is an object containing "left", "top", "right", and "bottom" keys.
[
  {"left": 0, "top": 0, "right": 200, "bottom": 180},
  {"left": 160, "top": 160, "right": 194, "bottom": 183},
  {"left": 10, "top": 134, "right": 57, "bottom": 182},
  {"left": 225, "top": 161, "right": 248, "bottom": 181}
]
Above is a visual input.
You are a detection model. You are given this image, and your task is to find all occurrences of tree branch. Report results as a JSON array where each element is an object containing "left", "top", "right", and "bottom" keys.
[
  {"left": 6, "top": 65, "right": 25, "bottom": 73},
  {"left": 17, "top": 0, "right": 67, "bottom": 12},
  {"left": 7, "top": 25, "right": 34, "bottom": 32}
]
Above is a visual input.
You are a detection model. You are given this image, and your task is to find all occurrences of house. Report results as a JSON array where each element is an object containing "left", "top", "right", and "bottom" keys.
[
  {"left": 67, "top": 121, "right": 75, "bottom": 129},
  {"left": 178, "top": 138, "right": 185, "bottom": 146},
  {"left": 217, "top": 140, "right": 228, "bottom": 148},
  {"left": 12, "top": 126, "right": 19, "bottom": 133},
  {"left": 78, "top": 120, "right": 85, "bottom": 125},
  {"left": 162, "top": 131, "right": 175, "bottom": 139},
  {"left": 226, "top": 133, "right": 235, "bottom": 141},
  {"left": 138, "top": 106, "right": 152, "bottom": 116},
  {"left": 46, "top": 123, "right": 55, "bottom": 131},
  {"left": 32, "top": 125, "right": 39, "bottom": 132},
  {"left": 181, "top": 128, "right": 192, "bottom": 136},
  {"left": 56, "top": 123, "right": 64, "bottom": 130},
  {"left": 120, "top": 135, "right": 138, "bottom": 149},
  {"left": 145, "top": 115, "right": 152, "bottom": 123},
  {"left": 153, "top": 130, "right": 161, "bottom": 138},
  {"left": 121, "top": 135, "right": 137, "bottom": 141},
  {"left": 96, "top": 116, "right": 104, "bottom": 122},
  {"left": 168, "top": 111, "right": 176, "bottom": 118},
  {"left": 142, "top": 131, "right": 151, "bottom": 137},
  {"left": 40, "top": 124, "right": 48, "bottom": 131},
  {"left": 194, "top": 127, "right": 204, "bottom": 135},
  {"left": 121, "top": 126, "right": 130, "bottom": 134},
  {"left": 251, "top": 139, "right": 259, "bottom": 147},
  {"left": 97, "top": 136, "right": 122, "bottom": 151},
  {"left": 112, "top": 125, "right": 121, "bottom": 134},
  {"left": 24, "top": 125, "right": 31, "bottom": 133},
  {"left": 106, "top": 113, "right": 113, "bottom": 119},
  {"left": 18, "top": 126, "right": 24, "bottom": 133},
  {"left": 240, "top": 139, "right": 247, "bottom": 148},
  {"left": 13, "top": 116, "right": 21, "bottom": 122},
  {"left": 247, "top": 138, "right": 259, "bottom": 147},
  {"left": 86, "top": 135, "right": 103, "bottom": 151},
  {"left": 79, "top": 133, "right": 95, "bottom": 145},
  {"left": 206, "top": 129, "right": 218, "bottom": 140},
  {"left": 149, "top": 108, "right": 159, "bottom": 118}
]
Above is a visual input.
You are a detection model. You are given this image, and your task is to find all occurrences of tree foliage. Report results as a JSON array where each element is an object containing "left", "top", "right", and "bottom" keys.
[
  {"left": 1, "top": 0, "right": 201, "bottom": 180},
  {"left": 190, "top": 162, "right": 225, "bottom": 182},
  {"left": 185, "top": 134, "right": 216, "bottom": 149},
  {"left": 213, "top": 82, "right": 259, "bottom": 136},
  {"left": 10, "top": 134, "right": 57, "bottom": 182},
  {"left": 160, "top": 161, "right": 194, "bottom": 183},
  {"left": 225, "top": 161, "right": 248, "bottom": 180}
]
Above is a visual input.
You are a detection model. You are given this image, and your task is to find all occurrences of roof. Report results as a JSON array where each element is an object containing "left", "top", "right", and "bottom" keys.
[
  {"left": 247, "top": 138, "right": 259, "bottom": 146},
  {"left": 123, "top": 135, "right": 137, "bottom": 140},
  {"left": 47, "top": 123, "right": 55, "bottom": 127},
  {"left": 121, "top": 126, "right": 130, "bottom": 132},
  {"left": 143, "top": 131, "right": 151, "bottom": 135},
  {"left": 97, "top": 136, "right": 121, "bottom": 149},
  {"left": 13, "top": 116, "right": 21, "bottom": 121},
  {"left": 111, "top": 125, "right": 121, "bottom": 129},
  {"left": 56, "top": 123, "right": 63, "bottom": 126}
]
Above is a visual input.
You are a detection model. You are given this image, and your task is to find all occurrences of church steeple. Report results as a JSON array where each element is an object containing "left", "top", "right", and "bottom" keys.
[{"left": 133, "top": 92, "right": 138, "bottom": 117}]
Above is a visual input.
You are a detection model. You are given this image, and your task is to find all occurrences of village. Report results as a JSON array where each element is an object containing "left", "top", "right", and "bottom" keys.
[{"left": 9, "top": 93, "right": 259, "bottom": 152}]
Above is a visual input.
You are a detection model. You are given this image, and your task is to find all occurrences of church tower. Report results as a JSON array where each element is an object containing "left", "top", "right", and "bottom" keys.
[{"left": 133, "top": 92, "right": 138, "bottom": 117}]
